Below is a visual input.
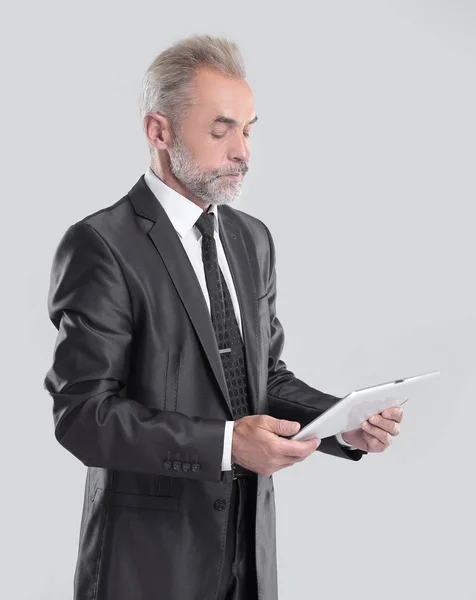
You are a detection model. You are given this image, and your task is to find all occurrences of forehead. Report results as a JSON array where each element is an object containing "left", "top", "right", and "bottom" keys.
[{"left": 189, "top": 66, "right": 255, "bottom": 123}]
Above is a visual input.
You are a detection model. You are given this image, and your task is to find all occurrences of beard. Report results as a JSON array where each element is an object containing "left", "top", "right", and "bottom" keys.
[{"left": 168, "top": 132, "right": 248, "bottom": 206}]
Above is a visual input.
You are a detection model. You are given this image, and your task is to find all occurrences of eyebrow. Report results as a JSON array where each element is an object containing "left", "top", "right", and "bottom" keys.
[{"left": 213, "top": 115, "right": 258, "bottom": 126}]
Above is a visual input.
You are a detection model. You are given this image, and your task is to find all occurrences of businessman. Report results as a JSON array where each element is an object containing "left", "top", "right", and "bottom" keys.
[{"left": 44, "top": 34, "right": 404, "bottom": 600}]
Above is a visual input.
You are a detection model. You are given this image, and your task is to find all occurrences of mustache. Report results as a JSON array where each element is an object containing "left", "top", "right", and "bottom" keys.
[{"left": 214, "top": 164, "right": 249, "bottom": 178}]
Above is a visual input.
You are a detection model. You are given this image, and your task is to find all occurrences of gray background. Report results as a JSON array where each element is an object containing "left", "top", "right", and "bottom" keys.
[{"left": 1, "top": 0, "right": 475, "bottom": 598}]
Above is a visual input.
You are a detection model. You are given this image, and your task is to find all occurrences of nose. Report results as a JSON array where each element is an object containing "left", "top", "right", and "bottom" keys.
[{"left": 230, "top": 132, "right": 250, "bottom": 164}]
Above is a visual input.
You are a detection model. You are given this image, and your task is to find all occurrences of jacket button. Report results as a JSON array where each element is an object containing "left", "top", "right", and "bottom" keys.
[
  {"left": 182, "top": 462, "right": 191, "bottom": 472},
  {"left": 163, "top": 460, "right": 172, "bottom": 470},
  {"left": 214, "top": 498, "right": 227, "bottom": 511},
  {"left": 173, "top": 460, "right": 182, "bottom": 471},
  {"left": 192, "top": 463, "right": 201, "bottom": 472}
]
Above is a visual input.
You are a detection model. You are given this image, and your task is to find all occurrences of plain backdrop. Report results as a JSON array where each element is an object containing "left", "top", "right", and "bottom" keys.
[{"left": 1, "top": 1, "right": 475, "bottom": 598}]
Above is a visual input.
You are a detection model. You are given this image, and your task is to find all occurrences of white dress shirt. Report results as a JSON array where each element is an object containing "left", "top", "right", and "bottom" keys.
[{"left": 144, "top": 167, "right": 356, "bottom": 472}]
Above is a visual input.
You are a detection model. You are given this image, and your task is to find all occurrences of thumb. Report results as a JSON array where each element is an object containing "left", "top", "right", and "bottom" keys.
[{"left": 273, "top": 419, "right": 301, "bottom": 436}]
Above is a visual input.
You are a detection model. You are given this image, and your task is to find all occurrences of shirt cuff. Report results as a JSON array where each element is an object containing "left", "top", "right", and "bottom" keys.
[
  {"left": 221, "top": 420, "right": 235, "bottom": 471},
  {"left": 336, "top": 431, "right": 357, "bottom": 450}
]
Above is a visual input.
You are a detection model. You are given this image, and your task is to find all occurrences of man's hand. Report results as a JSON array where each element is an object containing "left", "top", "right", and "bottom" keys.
[
  {"left": 231, "top": 415, "right": 320, "bottom": 476},
  {"left": 341, "top": 407, "right": 404, "bottom": 452}
]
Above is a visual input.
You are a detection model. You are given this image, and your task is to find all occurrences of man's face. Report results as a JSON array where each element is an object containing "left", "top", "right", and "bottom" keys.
[{"left": 168, "top": 67, "right": 256, "bottom": 206}]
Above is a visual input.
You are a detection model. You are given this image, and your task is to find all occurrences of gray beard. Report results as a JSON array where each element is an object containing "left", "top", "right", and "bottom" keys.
[{"left": 168, "top": 134, "right": 247, "bottom": 206}]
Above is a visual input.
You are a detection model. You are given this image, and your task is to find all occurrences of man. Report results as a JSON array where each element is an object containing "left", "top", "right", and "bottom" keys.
[{"left": 44, "top": 35, "right": 403, "bottom": 600}]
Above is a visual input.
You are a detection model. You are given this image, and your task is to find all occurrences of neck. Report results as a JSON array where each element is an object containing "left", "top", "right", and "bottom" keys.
[{"left": 149, "top": 163, "right": 210, "bottom": 212}]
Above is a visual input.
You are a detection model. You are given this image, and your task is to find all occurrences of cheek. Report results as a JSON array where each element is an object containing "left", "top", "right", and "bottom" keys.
[
  {"left": 184, "top": 133, "right": 220, "bottom": 166},
  {"left": 201, "top": 143, "right": 221, "bottom": 164},
  {"left": 199, "top": 145, "right": 227, "bottom": 173},
  {"left": 202, "top": 136, "right": 227, "bottom": 160}
]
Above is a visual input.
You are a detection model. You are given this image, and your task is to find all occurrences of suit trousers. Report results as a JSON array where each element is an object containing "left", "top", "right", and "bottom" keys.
[{"left": 217, "top": 475, "right": 259, "bottom": 600}]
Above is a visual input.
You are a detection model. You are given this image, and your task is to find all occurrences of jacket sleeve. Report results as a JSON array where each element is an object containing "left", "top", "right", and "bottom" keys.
[
  {"left": 43, "top": 221, "right": 227, "bottom": 482},
  {"left": 260, "top": 222, "right": 367, "bottom": 462}
]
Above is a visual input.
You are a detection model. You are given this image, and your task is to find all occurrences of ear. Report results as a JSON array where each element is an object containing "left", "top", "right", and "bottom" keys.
[{"left": 143, "top": 112, "right": 173, "bottom": 152}]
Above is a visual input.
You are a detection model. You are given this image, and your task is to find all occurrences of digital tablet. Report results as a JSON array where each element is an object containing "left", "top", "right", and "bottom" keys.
[{"left": 290, "top": 370, "right": 440, "bottom": 442}]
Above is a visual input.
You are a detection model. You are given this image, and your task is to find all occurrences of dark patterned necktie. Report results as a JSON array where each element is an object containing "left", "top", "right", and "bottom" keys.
[{"left": 194, "top": 210, "right": 252, "bottom": 419}]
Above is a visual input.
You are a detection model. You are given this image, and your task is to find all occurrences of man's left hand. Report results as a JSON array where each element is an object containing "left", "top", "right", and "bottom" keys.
[{"left": 341, "top": 407, "right": 404, "bottom": 452}]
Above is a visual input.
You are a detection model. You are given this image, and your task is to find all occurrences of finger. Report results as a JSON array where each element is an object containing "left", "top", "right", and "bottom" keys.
[
  {"left": 368, "top": 414, "right": 401, "bottom": 436},
  {"left": 361, "top": 429, "right": 388, "bottom": 452},
  {"left": 280, "top": 438, "right": 320, "bottom": 458},
  {"left": 278, "top": 462, "right": 298, "bottom": 471},
  {"left": 361, "top": 420, "right": 391, "bottom": 445},
  {"left": 283, "top": 452, "right": 312, "bottom": 462},
  {"left": 381, "top": 407, "right": 404, "bottom": 423}
]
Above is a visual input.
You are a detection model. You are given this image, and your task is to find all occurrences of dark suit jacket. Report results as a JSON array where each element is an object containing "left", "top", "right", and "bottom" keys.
[{"left": 44, "top": 174, "right": 366, "bottom": 600}]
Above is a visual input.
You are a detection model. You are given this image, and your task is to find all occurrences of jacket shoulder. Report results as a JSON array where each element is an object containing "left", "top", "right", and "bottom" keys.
[
  {"left": 76, "top": 195, "right": 132, "bottom": 232},
  {"left": 56, "top": 195, "right": 136, "bottom": 251}
]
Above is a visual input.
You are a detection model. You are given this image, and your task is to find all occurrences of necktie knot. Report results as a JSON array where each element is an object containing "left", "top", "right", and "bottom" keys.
[{"left": 195, "top": 211, "right": 215, "bottom": 239}]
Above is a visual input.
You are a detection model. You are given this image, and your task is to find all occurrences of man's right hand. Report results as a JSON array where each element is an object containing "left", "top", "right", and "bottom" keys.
[{"left": 231, "top": 415, "right": 321, "bottom": 476}]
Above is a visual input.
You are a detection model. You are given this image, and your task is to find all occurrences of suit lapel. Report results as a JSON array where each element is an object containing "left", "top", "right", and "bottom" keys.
[{"left": 127, "top": 175, "right": 259, "bottom": 417}]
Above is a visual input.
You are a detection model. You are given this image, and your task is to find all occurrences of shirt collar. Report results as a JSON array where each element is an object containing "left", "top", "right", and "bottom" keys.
[{"left": 144, "top": 166, "right": 219, "bottom": 239}]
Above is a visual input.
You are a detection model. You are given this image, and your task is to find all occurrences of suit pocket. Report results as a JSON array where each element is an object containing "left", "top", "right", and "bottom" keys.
[{"left": 92, "top": 488, "right": 180, "bottom": 511}]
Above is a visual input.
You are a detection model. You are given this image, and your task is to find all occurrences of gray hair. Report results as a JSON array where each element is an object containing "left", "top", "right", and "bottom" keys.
[{"left": 139, "top": 34, "right": 247, "bottom": 156}]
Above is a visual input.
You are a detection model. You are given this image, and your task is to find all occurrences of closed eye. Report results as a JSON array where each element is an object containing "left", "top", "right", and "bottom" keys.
[{"left": 211, "top": 132, "right": 250, "bottom": 139}]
